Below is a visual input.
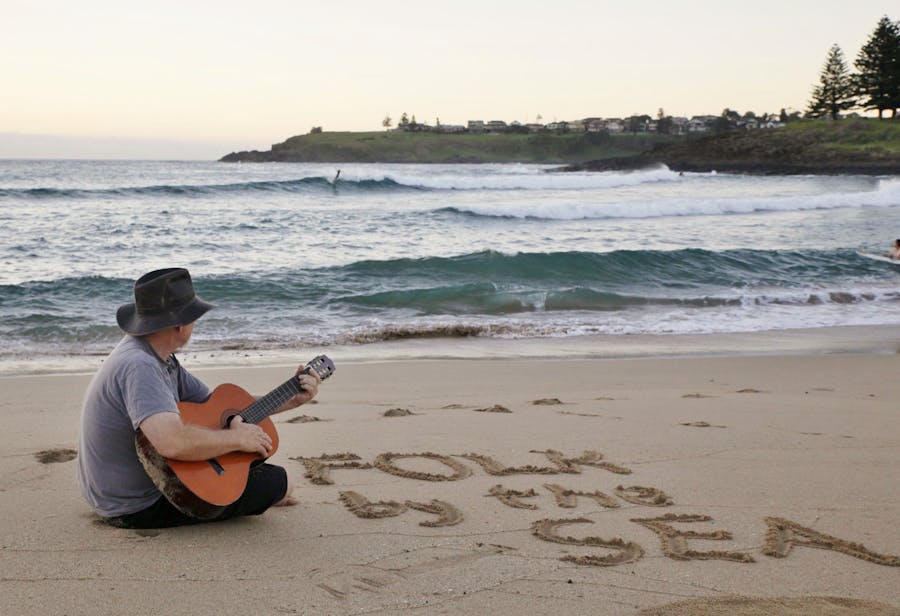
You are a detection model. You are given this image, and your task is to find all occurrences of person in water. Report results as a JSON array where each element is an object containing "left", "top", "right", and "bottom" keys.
[{"left": 884, "top": 239, "right": 900, "bottom": 260}]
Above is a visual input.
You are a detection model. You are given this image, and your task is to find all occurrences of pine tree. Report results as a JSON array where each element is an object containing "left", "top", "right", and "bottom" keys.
[
  {"left": 854, "top": 16, "right": 900, "bottom": 119},
  {"left": 807, "top": 44, "right": 856, "bottom": 120}
]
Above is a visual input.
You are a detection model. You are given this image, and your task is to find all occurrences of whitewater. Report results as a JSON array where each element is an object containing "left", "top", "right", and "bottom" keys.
[{"left": 1, "top": 159, "right": 898, "bottom": 369}]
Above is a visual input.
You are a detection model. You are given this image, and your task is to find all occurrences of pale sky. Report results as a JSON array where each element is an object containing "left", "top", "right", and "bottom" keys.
[{"left": 1, "top": 0, "right": 896, "bottom": 159}]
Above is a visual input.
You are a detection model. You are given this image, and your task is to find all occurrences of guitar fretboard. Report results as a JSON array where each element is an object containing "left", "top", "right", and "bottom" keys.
[
  {"left": 234, "top": 356, "right": 334, "bottom": 425},
  {"left": 238, "top": 377, "right": 302, "bottom": 425}
]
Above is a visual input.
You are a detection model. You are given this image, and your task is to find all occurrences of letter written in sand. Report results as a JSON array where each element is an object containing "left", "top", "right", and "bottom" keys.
[
  {"left": 615, "top": 485, "right": 674, "bottom": 507},
  {"left": 543, "top": 483, "right": 619, "bottom": 509},
  {"left": 339, "top": 491, "right": 407, "bottom": 519},
  {"left": 291, "top": 453, "right": 372, "bottom": 485},
  {"left": 487, "top": 484, "right": 540, "bottom": 509},
  {"left": 373, "top": 452, "right": 472, "bottom": 482},
  {"left": 405, "top": 500, "right": 464, "bottom": 527},
  {"left": 458, "top": 452, "right": 558, "bottom": 476},
  {"left": 531, "top": 449, "right": 632, "bottom": 475},
  {"left": 763, "top": 517, "right": 900, "bottom": 567},
  {"left": 531, "top": 518, "right": 644, "bottom": 567},
  {"left": 631, "top": 513, "right": 754, "bottom": 563}
]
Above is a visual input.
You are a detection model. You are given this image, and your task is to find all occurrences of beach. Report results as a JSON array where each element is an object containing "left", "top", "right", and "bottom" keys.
[
  {"left": 2, "top": 160, "right": 899, "bottom": 614},
  {"left": 2, "top": 337, "right": 899, "bottom": 615}
]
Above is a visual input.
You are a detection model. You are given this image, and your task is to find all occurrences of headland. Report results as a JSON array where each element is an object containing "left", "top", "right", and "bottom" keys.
[{"left": 221, "top": 120, "right": 900, "bottom": 175}]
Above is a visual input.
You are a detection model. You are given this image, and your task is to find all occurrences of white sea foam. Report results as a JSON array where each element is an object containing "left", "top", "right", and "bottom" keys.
[
  {"left": 445, "top": 176, "right": 900, "bottom": 220},
  {"left": 339, "top": 164, "right": 681, "bottom": 191}
]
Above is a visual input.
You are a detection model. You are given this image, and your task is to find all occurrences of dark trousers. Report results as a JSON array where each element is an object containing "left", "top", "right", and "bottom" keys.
[{"left": 108, "top": 463, "right": 288, "bottom": 529}]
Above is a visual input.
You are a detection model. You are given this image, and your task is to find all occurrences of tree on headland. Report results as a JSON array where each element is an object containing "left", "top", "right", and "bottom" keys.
[
  {"left": 656, "top": 108, "right": 674, "bottom": 134},
  {"left": 807, "top": 44, "right": 856, "bottom": 120},
  {"left": 626, "top": 114, "right": 650, "bottom": 133},
  {"left": 382, "top": 114, "right": 392, "bottom": 129},
  {"left": 854, "top": 16, "right": 900, "bottom": 119},
  {"left": 713, "top": 108, "right": 740, "bottom": 133},
  {"left": 310, "top": 126, "right": 323, "bottom": 134}
]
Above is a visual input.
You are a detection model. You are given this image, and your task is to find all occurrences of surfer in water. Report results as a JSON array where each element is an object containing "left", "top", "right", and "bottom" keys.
[{"left": 884, "top": 239, "right": 900, "bottom": 260}]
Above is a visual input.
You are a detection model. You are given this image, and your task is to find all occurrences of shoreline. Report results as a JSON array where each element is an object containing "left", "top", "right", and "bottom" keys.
[{"left": 3, "top": 324, "right": 898, "bottom": 378}]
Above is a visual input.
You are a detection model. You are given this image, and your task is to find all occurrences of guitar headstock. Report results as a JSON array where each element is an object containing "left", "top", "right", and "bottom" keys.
[{"left": 302, "top": 355, "right": 336, "bottom": 382}]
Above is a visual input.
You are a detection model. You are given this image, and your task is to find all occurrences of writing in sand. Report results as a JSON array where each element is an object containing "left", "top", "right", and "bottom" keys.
[{"left": 291, "top": 448, "right": 900, "bottom": 569}]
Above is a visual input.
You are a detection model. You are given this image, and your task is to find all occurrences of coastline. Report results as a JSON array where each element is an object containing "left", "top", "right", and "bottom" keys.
[
  {"left": 2, "top": 324, "right": 899, "bottom": 378},
  {"left": 555, "top": 156, "right": 900, "bottom": 176},
  {"left": 2, "top": 340, "right": 898, "bottom": 614}
]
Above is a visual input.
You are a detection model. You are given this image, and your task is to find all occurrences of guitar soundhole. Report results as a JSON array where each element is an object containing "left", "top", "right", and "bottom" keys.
[{"left": 208, "top": 458, "right": 225, "bottom": 475}]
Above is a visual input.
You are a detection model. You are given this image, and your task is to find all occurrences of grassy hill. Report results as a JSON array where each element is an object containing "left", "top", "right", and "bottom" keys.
[
  {"left": 563, "top": 119, "right": 900, "bottom": 174},
  {"left": 219, "top": 130, "right": 673, "bottom": 164}
]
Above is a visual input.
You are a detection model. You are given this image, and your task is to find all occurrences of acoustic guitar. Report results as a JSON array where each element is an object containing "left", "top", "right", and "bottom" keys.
[{"left": 135, "top": 355, "right": 335, "bottom": 519}]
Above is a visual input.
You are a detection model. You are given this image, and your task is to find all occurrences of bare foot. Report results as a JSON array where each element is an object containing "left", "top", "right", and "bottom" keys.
[{"left": 275, "top": 495, "right": 298, "bottom": 507}]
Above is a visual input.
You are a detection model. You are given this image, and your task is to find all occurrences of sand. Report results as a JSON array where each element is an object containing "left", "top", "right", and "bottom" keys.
[{"left": 1, "top": 350, "right": 899, "bottom": 615}]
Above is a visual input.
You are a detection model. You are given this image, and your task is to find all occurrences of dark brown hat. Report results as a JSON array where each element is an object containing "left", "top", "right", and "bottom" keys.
[{"left": 116, "top": 268, "right": 215, "bottom": 336}]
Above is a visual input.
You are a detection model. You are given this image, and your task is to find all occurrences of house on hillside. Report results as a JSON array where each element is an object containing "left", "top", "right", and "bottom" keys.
[
  {"left": 486, "top": 120, "right": 509, "bottom": 133},
  {"left": 605, "top": 119, "right": 624, "bottom": 134},
  {"left": 688, "top": 116, "right": 716, "bottom": 133},
  {"left": 436, "top": 124, "right": 466, "bottom": 133},
  {"left": 467, "top": 120, "right": 485, "bottom": 133},
  {"left": 584, "top": 118, "right": 606, "bottom": 133},
  {"left": 672, "top": 117, "right": 690, "bottom": 135}
]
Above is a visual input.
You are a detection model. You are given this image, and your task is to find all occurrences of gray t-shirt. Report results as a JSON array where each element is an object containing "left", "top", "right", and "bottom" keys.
[{"left": 77, "top": 335, "right": 210, "bottom": 517}]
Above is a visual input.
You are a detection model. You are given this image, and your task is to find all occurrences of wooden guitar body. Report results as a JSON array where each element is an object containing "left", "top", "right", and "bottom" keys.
[
  {"left": 135, "top": 355, "right": 333, "bottom": 520},
  {"left": 136, "top": 384, "right": 277, "bottom": 520}
]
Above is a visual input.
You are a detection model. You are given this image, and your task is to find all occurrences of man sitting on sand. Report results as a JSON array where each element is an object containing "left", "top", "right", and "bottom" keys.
[
  {"left": 77, "top": 268, "right": 320, "bottom": 529},
  {"left": 884, "top": 239, "right": 900, "bottom": 260}
]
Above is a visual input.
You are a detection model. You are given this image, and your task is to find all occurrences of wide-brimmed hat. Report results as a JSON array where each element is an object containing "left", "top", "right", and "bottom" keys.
[{"left": 116, "top": 268, "right": 215, "bottom": 336}]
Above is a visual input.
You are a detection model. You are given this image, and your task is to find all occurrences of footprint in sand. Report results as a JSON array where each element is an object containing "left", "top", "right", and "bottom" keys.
[
  {"left": 531, "top": 398, "right": 565, "bottom": 405},
  {"left": 383, "top": 408, "right": 416, "bottom": 417},
  {"left": 35, "top": 448, "right": 77, "bottom": 464},
  {"left": 473, "top": 404, "right": 512, "bottom": 413},
  {"left": 286, "top": 414, "right": 331, "bottom": 424},
  {"left": 682, "top": 393, "right": 716, "bottom": 399},
  {"left": 735, "top": 388, "right": 766, "bottom": 394},
  {"left": 441, "top": 403, "right": 466, "bottom": 409},
  {"left": 680, "top": 421, "right": 726, "bottom": 428}
]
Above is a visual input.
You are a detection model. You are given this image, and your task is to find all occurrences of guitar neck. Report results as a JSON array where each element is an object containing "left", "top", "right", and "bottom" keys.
[
  {"left": 236, "top": 355, "right": 334, "bottom": 425},
  {"left": 238, "top": 376, "right": 302, "bottom": 425}
]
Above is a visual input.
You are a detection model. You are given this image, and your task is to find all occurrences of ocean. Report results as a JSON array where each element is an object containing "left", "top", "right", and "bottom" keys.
[{"left": 1, "top": 159, "right": 899, "bottom": 372}]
